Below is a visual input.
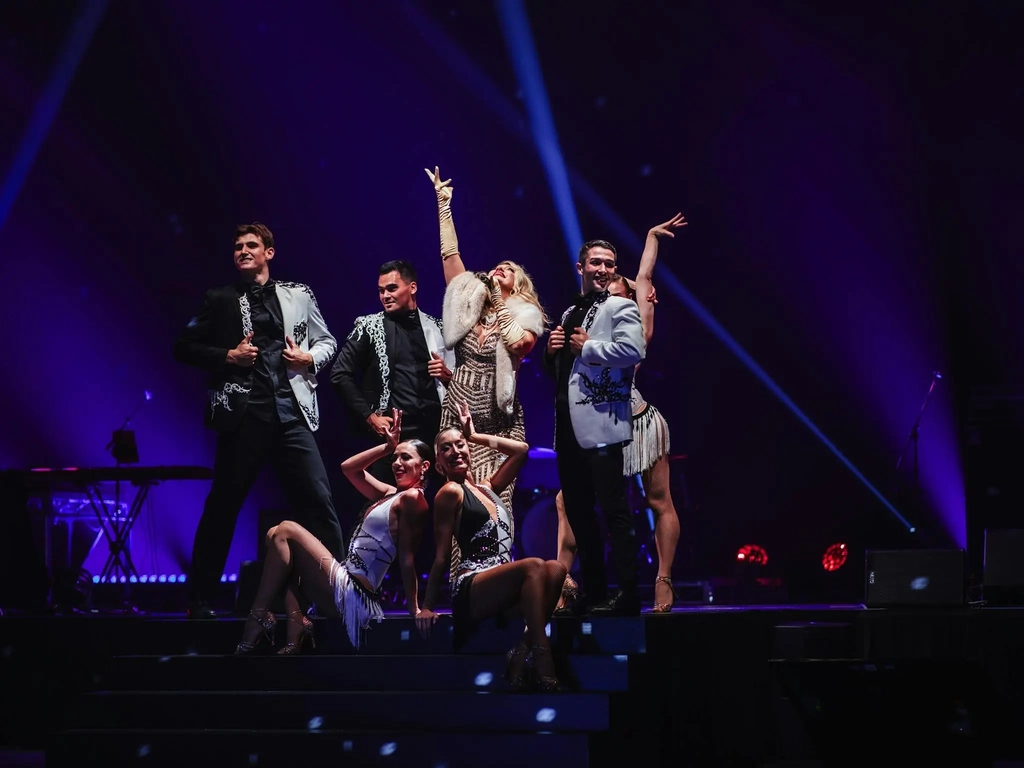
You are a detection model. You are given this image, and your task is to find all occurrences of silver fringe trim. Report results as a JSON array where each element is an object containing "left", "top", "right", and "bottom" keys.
[
  {"left": 330, "top": 561, "right": 384, "bottom": 650},
  {"left": 623, "top": 402, "right": 671, "bottom": 476}
]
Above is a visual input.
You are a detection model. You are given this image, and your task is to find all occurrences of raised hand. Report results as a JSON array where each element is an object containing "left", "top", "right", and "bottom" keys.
[
  {"left": 457, "top": 401, "right": 475, "bottom": 440},
  {"left": 228, "top": 333, "right": 257, "bottom": 367},
  {"left": 283, "top": 335, "right": 313, "bottom": 370},
  {"left": 424, "top": 166, "right": 453, "bottom": 202},
  {"left": 383, "top": 408, "right": 403, "bottom": 451},
  {"left": 649, "top": 212, "right": 687, "bottom": 239}
]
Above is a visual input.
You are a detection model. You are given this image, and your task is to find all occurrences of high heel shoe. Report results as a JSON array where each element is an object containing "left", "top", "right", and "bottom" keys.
[
  {"left": 234, "top": 608, "right": 276, "bottom": 655},
  {"left": 526, "top": 645, "right": 566, "bottom": 692},
  {"left": 561, "top": 574, "right": 580, "bottom": 607},
  {"left": 277, "top": 610, "right": 317, "bottom": 655},
  {"left": 504, "top": 642, "right": 530, "bottom": 691},
  {"left": 652, "top": 576, "right": 677, "bottom": 613}
]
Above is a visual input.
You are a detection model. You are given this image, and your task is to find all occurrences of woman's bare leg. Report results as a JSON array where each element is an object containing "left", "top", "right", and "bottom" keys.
[
  {"left": 553, "top": 491, "right": 578, "bottom": 608},
  {"left": 469, "top": 558, "right": 567, "bottom": 679},
  {"left": 642, "top": 456, "right": 680, "bottom": 609},
  {"left": 240, "top": 520, "right": 339, "bottom": 645},
  {"left": 282, "top": 575, "right": 305, "bottom": 645}
]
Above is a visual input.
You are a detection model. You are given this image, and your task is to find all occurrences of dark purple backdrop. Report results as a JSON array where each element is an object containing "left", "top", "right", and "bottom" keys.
[{"left": 2, "top": 0, "right": 1020, "bottom": 594}]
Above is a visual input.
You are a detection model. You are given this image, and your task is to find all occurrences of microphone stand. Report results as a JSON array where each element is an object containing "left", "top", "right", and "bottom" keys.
[
  {"left": 105, "top": 390, "right": 152, "bottom": 464},
  {"left": 895, "top": 372, "right": 942, "bottom": 531},
  {"left": 100, "top": 391, "right": 151, "bottom": 615}
]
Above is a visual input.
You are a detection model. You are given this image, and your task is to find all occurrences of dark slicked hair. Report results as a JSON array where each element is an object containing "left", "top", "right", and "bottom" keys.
[
  {"left": 234, "top": 222, "right": 275, "bottom": 250},
  {"left": 379, "top": 260, "right": 418, "bottom": 283},
  {"left": 577, "top": 239, "right": 617, "bottom": 263}
]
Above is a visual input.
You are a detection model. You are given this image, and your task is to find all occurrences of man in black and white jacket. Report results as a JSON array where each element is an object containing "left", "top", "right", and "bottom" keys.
[
  {"left": 174, "top": 222, "right": 344, "bottom": 619},
  {"left": 330, "top": 259, "right": 454, "bottom": 481}
]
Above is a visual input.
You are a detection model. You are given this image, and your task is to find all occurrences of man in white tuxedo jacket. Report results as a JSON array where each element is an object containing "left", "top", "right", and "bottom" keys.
[{"left": 543, "top": 239, "right": 646, "bottom": 615}]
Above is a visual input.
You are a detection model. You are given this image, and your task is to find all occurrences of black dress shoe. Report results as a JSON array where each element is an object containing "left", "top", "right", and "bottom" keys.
[
  {"left": 588, "top": 590, "right": 641, "bottom": 616},
  {"left": 186, "top": 600, "right": 216, "bottom": 620}
]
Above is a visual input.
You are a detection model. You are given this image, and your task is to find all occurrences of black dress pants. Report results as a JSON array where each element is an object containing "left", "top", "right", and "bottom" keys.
[
  {"left": 188, "top": 413, "right": 345, "bottom": 602},
  {"left": 554, "top": 406, "right": 638, "bottom": 603}
]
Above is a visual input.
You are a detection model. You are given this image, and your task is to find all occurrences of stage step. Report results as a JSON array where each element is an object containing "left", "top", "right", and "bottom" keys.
[
  {"left": 24, "top": 613, "right": 647, "bottom": 656},
  {"left": 71, "top": 690, "right": 609, "bottom": 732},
  {"left": 47, "top": 729, "right": 592, "bottom": 768},
  {"left": 96, "top": 652, "right": 630, "bottom": 692}
]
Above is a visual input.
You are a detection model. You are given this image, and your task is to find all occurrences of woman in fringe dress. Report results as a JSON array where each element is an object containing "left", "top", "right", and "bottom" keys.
[
  {"left": 234, "top": 409, "right": 434, "bottom": 654},
  {"left": 554, "top": 213, "right": 687, "bottom": 613}
]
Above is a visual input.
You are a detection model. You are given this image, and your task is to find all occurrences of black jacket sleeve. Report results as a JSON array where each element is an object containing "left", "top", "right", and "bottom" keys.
[
  {"left": 330, "top": 326, "right": 375, "bottom": 421},
  {"left": 173, "top": 290, "right": 232, "bottom": 372}
]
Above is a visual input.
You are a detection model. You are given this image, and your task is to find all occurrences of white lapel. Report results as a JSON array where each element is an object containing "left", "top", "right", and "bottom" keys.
[
  {"left": 278, "top": 283, "right": 297, "bottom": 344},
  {"left": 418, "top": 311, "right": 443, "bottom": 355},
  {"left": 418, "top": 311, "right": 448, "bottom": 403}
]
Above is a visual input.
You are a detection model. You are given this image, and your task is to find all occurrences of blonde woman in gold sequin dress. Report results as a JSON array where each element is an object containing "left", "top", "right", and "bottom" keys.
[
  {"left": 424, "top": 167, "right": 547, "bottom": 526},
  {"left": 554, "top": 213, "right": 687, "bottom": 613}
]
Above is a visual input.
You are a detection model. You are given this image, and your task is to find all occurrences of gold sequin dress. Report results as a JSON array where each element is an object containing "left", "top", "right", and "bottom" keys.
[{"left": 440, "top": 322, "right": 526, "bottom": 521}]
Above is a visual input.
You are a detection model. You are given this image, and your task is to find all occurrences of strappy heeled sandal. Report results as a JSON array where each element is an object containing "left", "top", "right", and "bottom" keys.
[
  {"left": 527, "top": 645, "right": 567, "bottom": 692},
  {"left": 504, "top": 642, "right": 530, "bottom": 691},
  {"left": 235, "top": 608, "right": 276, "bottom": 655},
  {"left": 652, "top": 576, "right": 677, "bottom": 613},
  {"left": 277, "top": 610, "right": 317, "bottom": 655},
  {"left": 561, "top": 574, "right": 581, "bottom": 607}
]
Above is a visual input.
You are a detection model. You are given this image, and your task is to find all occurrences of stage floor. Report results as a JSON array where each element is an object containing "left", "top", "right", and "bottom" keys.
[{"left": 3, "top": 603, "right": 1024, "bottom": 766}]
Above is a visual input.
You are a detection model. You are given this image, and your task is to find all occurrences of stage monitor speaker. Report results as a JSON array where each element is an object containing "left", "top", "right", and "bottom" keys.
[
  {"left": 983, "top": 528, "right": 1024, "bottom": 605},
  {"left": 865, "top": 549, "right": 964, "bottom": 607}
]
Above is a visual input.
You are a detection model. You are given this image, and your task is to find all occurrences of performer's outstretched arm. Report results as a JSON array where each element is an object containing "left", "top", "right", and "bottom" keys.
[
  {"left": 634, "top": 213, "right": 687, "bottom": 345},
  {"left": 425, "top": 166, "right": 466, "bottom": 285}
]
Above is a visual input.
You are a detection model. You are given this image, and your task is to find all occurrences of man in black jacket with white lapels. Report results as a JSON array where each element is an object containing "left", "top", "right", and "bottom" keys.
[
  {"left": 330, "top": 260, "right": 454, "bottom": 481},
  {"left": 174, "top": 222, "right": 344, "bottom": 619}
]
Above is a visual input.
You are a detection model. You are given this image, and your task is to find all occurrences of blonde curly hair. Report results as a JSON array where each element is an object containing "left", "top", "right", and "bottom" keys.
[{"left": 488, "top": 260, "right": 549, "bottom": 325}]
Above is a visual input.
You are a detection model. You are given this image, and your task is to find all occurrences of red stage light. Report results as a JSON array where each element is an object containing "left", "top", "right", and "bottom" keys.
[
  {"left": 736, "top": 544, "right": 768, "bottom": 566},
  {"left": 822, "top": 543, "right": 848, "bottom": 572}
]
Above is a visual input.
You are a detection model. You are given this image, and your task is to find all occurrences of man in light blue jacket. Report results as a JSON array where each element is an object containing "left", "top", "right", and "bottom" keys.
[{"left": 543, "top": 239, "right": 646, "bottom": 615}]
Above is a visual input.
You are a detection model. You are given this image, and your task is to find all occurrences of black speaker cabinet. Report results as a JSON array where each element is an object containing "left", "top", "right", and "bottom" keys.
[
  {"left": 865, "top": 549, "right": 965, "bottom": 607},
  {"left": 984, "top": 528, "right": 1024, "bottom": 605}
]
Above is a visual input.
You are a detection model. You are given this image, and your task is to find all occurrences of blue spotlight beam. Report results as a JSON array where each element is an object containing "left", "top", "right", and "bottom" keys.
[
  {"left": 569, "top": 175, "right": 915, "bottom": 531},
  {"left": 0, "top": 0, "right": 109, "bottom": 231},
  {"left": 400, "top": 3, "right": 914, "bottom": 533},
  {"left": 494, "top": 0, "right": 582, "bottom": 267}
]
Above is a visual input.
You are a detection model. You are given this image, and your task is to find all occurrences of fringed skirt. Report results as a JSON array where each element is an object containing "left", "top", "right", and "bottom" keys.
[
  {"left": 623, "top": 402, "right": 671, "bottom": 476},
  {"left": 328, "top": 560, "right": 384, "bottom": 650}
]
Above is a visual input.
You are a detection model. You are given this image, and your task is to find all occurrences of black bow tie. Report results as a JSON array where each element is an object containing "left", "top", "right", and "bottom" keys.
[{"left": 249, "top": 281, "right": 276, "bottom": 299}]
